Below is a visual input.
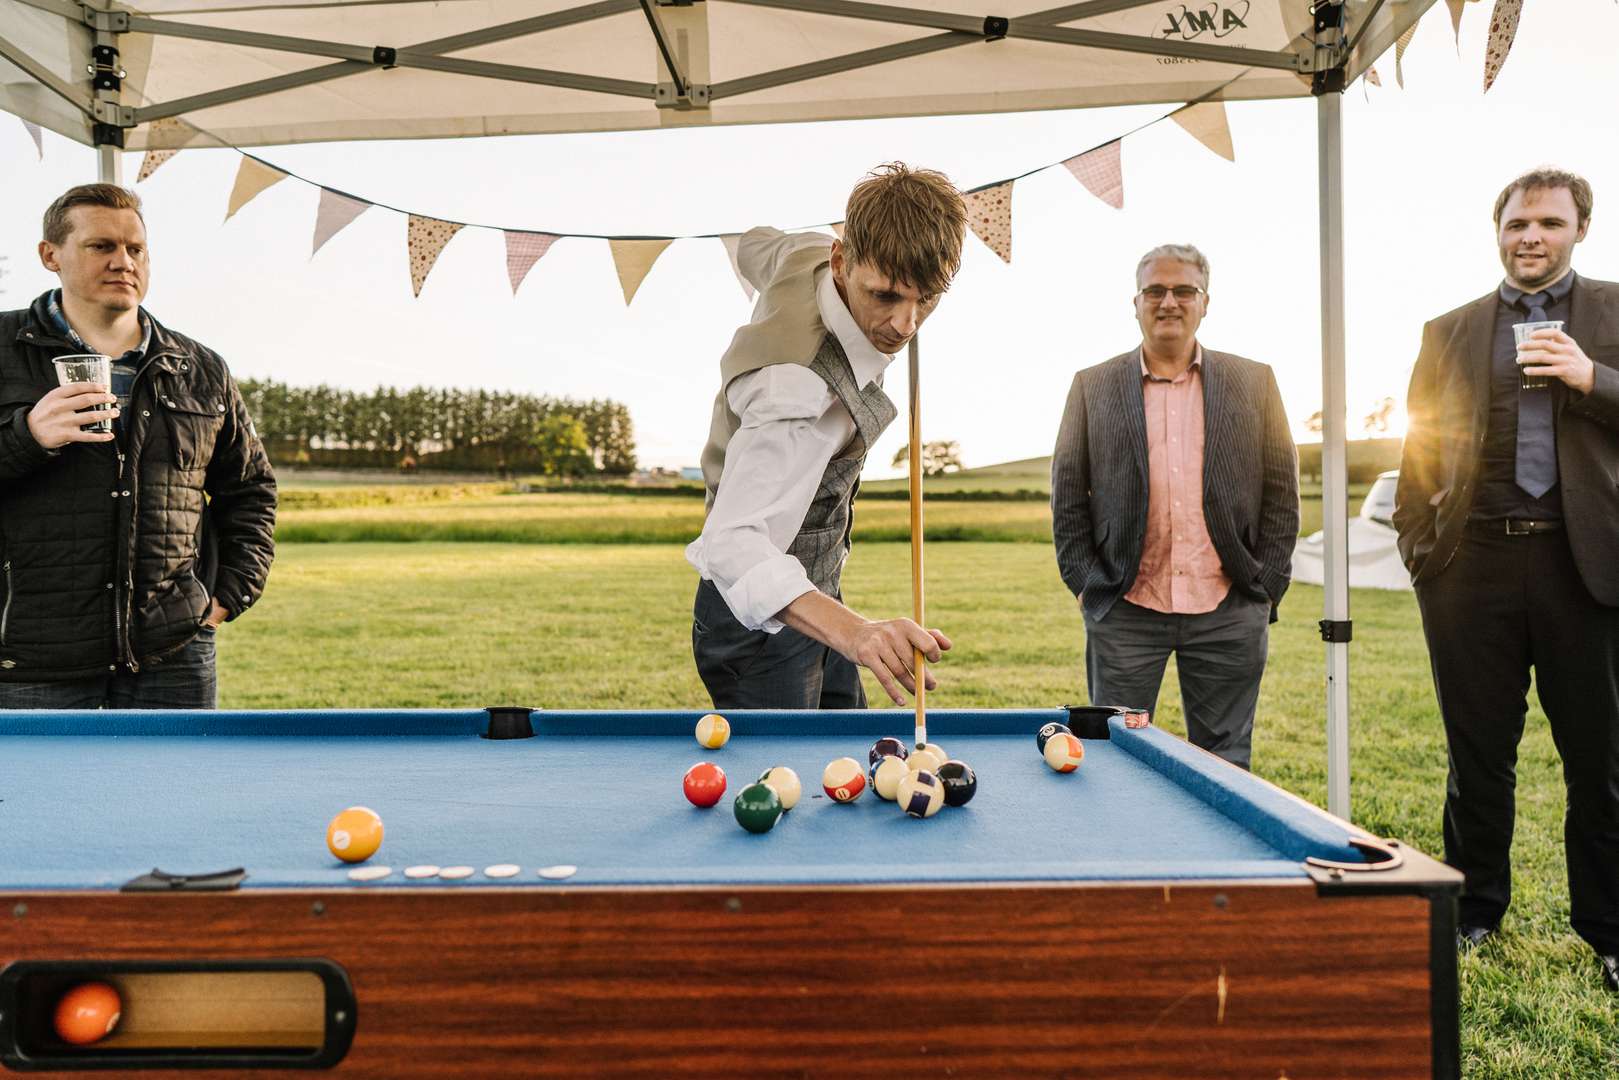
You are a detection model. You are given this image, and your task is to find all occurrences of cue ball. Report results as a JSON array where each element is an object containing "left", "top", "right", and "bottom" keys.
[
  {"left": 757, "top": 766, "right": 802, "bottom": 811},
  {"left": 53, "top": 982, "right": 122, "bottom": 1046},
  {"left": 683, "top": 761, "right": 727, "bottom": 808},
  {"left": 326, "top": 806, "right": 384, "bottom": 863},
  {"left": 895, "top": 769, "right": 945, "bottom": 818},
  {"left": 733, "top": 782, "right": 784, "bottom": 833},
  {"left": 936, "top": 760, "right": 978, "bottom": 806},
  {"left": 1043, "top": 732, "right": 1085, "bottom": 773},
  {"left": 906, "top": 748, "right": 943, "bottom": 775},
  {"left": 871, "top": 754, "right": 910, "bottom": 801},
  {"left": 822, "top": 757, "right": 866, "bottom": 802},
  {"left": 695, "top": 713, "right": 731, "bottom": 749},
  {"left": 868, "top": 737, "right": 908, "bottom": 766},
  {"left": 1036, "top": 721, "right": 1073, "bottom": 754}
]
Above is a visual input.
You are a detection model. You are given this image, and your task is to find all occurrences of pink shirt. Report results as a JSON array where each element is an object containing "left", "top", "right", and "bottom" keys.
[{"left": 1123, "top": 347, "right": 1231, "bottom": 614}]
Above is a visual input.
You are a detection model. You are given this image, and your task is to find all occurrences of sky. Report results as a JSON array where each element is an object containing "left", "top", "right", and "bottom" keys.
[{"left": 2, "top": 2, "right": 1616, "bottom": 476}]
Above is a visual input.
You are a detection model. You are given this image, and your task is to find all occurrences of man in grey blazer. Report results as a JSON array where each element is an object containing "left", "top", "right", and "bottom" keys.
[
  {"left": 1051, "top": 245, "right": 1298, "bottom": 769},
  {"left": 1394, "top": 168, "right": 1619, "bottom": 989}
]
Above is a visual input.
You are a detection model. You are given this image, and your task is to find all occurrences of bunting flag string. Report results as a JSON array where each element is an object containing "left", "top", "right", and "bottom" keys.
[
  {"left": 504, "top": 230, "right": 561, "bottom": 295},
  {"left": 1482, "top": 0, "right": 1522, "bottom": 92},
  {"left": 312, "top": 188, "right": 372, "bottom": 256},
  {"left": 407, "top": 215, "right": 465, "bottom": 296},
  {"left": 609, "top": 239, "right": 674, "bottom": 305},
  {"left": 10, "top": 0, "right": 1483, "bottom": 306}
]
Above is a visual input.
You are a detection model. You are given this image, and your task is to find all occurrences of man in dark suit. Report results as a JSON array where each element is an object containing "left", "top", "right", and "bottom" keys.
[
  {"left": 1394, "top": 168, "right": 1619, "bottom": 991},
  {"left": 1051, "top": 245, "right": 1298, "bottom": 770}
]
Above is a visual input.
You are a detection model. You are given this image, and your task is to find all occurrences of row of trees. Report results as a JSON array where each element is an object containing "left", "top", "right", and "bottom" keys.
[{"left": 239, "top": 379, "right": 636, "bottom": 475}]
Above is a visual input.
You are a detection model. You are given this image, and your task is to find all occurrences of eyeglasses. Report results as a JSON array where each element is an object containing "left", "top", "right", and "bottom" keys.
[{"left": 1137, "top": 285, "right": 1206, "bottom": 303}]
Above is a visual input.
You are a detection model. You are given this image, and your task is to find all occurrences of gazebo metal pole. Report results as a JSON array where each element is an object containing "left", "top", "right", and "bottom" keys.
[{"left": 1318, "top": 90, "right": 1351, "bottom": 819}]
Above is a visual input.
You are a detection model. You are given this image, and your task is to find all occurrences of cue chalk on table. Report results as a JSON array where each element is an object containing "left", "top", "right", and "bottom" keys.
[{"left": 121, "top": 867, "right": 248, "bottom": 892}]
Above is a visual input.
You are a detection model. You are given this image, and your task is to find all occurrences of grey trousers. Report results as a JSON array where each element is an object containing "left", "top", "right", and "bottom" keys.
[
  {"left": 1082, "top": 589, "right": 1270, "bottom": 769},
  {"left": 692, "top": 579, "right": 866, "bottom": 710}
]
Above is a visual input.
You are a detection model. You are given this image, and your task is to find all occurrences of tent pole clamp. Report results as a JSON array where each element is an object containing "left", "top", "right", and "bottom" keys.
[
  {"left": 655, "top": 82, "right": 710, "bottom": 108},
  {"left": 1319, "top": 619, "right": 1353, "bottom": 643},
  {"left": 79, "top": 5, "right": 131, "bottom": 34},
  {"left": 1310, "top": 0, "right": 1348, "bottom": 95}
]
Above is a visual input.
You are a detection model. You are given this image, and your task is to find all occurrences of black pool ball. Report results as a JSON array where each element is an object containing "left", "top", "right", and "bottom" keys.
[
  {"left": 1036, "top": 722, "right": 1073, "bottom": 754},
  {"left": 936, "top": 760, "right": 978, "bottom": 807},
  {"left": 868, "top": 737, "right": 909, "bottom": 767}
]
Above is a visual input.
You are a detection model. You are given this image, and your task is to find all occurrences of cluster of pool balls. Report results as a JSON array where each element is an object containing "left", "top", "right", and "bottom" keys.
[{"left": 681, "top": 713, "right": 978, "bottom": 833}]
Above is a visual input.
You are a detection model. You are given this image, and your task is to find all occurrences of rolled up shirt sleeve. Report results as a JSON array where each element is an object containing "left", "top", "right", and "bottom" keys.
[{"left": 686, "top": 364, "right": 846, "bottom": 633}]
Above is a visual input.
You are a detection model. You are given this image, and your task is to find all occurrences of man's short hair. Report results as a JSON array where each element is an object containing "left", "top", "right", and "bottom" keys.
[
  {"left": 1493, "top": 168, "right": 1593, "bottom": 228},
  {"left": 1135, "top": 244, "right": 1210, "bottom": 290},
  {"left": 42, "top": 184, "right": 144, "bottom": 246},
  {"left": 841, "top": 163, "right": 966, "bottom": 298}
]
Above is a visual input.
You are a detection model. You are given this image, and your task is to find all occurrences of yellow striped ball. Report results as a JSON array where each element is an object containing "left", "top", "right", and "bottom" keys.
[{"left": 695, "top": 713, "right": 731, "bottom": 749}]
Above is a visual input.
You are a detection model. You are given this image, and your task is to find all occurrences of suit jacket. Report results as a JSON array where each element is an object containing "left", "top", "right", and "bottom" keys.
[
  {"left": 1051, "top": 348, "right": 1300, "bottom": 622},
  {"left": 1393, "top": 275, "right": 1619, "bottom": 603}
]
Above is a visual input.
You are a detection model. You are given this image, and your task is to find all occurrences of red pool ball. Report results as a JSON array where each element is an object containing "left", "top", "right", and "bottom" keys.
[
  {"left": 683, "top": 761, "right": 727, "bottom": 808},
  {"left": 53, "top": 981, "right": 122, "bottom": 1046}
]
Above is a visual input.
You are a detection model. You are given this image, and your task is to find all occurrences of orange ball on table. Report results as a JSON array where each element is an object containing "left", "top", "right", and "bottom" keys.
[
  {"left": 53, "top": 981, "right": 122, "bottom": 1046},
  {"left": 326, "top": 806, "right": 384, "bottom": 863}
]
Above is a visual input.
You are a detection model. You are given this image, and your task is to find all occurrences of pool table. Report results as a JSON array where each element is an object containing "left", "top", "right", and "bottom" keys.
[{"left": 0, "top": 706, "right": 1460, "bottom": 1078}]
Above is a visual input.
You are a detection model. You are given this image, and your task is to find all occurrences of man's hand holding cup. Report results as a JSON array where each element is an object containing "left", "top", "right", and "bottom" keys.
[
  {"left": 26, "top": 382, "right": 119, "bottom": 449},
  {"left": 1514, "top": 322, "right": 1595, "bottom": 395}
]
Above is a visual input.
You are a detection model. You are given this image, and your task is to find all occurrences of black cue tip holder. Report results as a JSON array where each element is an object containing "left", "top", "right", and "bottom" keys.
[{"left": 482, "top": 706, "right": 537, "bottom": 740}]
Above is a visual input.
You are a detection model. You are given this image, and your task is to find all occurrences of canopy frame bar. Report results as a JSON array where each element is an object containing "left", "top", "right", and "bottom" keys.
[{"left": 0, "top": 30, "right": 92, "bottom": 113}]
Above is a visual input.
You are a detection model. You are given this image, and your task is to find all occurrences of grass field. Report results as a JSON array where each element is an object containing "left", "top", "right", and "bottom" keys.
[
  {"left": 223, "top": 534, "right": 1618, "bottom": 1077},
  {"left": 273, "top": 482, "right": 1365, "bottom": 543}
]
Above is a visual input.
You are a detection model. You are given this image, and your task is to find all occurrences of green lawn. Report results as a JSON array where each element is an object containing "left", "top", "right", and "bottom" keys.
[
  {"left": 272, "top": 485, "right": 1365, "bottom": 544},
  {"left": 221, "top": 540, "right": 1617, "bottom": 1077}
]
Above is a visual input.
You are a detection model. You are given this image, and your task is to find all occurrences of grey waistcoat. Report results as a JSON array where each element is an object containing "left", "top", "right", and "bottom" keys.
[{"left": 789, "top": 336, "right": 898, "bottom": 595}]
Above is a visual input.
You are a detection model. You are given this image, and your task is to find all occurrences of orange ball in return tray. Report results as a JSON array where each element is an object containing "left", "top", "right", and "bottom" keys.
[{"left": 53, "top": 981, "right": 122, "bottom": 1046}]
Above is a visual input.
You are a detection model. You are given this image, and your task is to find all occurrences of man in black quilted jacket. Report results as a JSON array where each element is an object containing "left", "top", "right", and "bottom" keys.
[{"left": 0, "top": 184, "right": 276, "bottom": 708}]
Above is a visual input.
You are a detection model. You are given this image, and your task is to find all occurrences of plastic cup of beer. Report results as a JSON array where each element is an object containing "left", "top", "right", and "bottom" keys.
[
  {"left": 51, "top": 354, "right": 114, "bottom": 433},
  {"left": 1512, "top": 320, "right": 1563, "bottom": 390}
]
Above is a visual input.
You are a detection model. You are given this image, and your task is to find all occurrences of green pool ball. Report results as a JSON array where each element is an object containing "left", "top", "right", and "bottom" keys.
[{"left": 733, "top": 782, "right": 784, "bottom": 834}]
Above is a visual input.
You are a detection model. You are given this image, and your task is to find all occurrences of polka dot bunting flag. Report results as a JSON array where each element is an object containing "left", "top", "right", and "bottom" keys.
[
  {"left": 408, "top": 214, "right": 466, "bottom": 297},
  {"left": 963, "top": 182, "right": 1013, "bottom": 264}
]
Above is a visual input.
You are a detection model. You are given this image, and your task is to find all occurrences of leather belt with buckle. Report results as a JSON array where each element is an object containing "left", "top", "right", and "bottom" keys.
[{"left": 1504, "top": 518, "right": 1562, "bottom": 535}]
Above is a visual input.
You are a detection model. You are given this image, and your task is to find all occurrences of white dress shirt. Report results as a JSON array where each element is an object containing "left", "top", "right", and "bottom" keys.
[{"left": 685, "top": 231, "right": 894, "bottom": 633}]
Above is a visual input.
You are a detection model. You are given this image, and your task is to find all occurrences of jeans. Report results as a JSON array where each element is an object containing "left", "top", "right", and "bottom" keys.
[{"left": 0, "top": 628, "right": 217, "bottom": 709}]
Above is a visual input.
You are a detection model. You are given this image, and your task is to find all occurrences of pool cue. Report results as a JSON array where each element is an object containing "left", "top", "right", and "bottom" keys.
[{"left": 908, "top": 336, "right": 926, "bottom": 751}]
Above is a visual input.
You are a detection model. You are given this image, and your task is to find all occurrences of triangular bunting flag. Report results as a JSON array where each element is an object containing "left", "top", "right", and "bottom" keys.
[
  {"left": 407, "top": 215, "right": 465, "bottom": 297},
  {"left": 1446, "top": 0, "right": 1466, "bottom": 48},
  {"left": 312, "top": 189, "right": 372, "bottom": 256},
  {"left": 1482, "top": 0, "right": 1522, "bottom": 92},
  {"left": 22, "top": 120, "right": 42, "bottom": 159},
  {"left": 1395, "top": 23, "right": 1419, "bottom": 88},
  {"left": 137, "top": 149, "right": 176, "bottom": 182},
  {"left": 830, "top": 222, "right": 846, "bottom": 240},
  {"left": 718, "top": 234, "right": 755, "bottom": 300},
  {"left": 963, "top": 182, "right": 1013, "bottom": 264},
  {"left": 225, "top": 156, "right": 289, "bottom": 221},
  {"left": 1061, "top": 140, "right": 1123, "bottom": 210},
  {"left": 1366, "top": 66, "right": 1382, "bottom": 88},
  {"left": 608, "top": 238, "right": 674, "bottom": 305},
  {"left": 504, "top": 230, "right": 560, "bottom": 295},
  {"left": 1171, "top": 101, "right": 1235, "bottom": 163}
]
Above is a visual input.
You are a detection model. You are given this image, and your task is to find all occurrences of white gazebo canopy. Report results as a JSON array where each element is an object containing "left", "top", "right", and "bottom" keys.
[{"left": 0, "top": 0, "right": 1441, "bottom": 817}]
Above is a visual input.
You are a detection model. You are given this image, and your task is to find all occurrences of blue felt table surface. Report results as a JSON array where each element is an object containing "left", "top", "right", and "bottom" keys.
[{"left": 0, "top": 710, "right": 1363, "bottom": 890}]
